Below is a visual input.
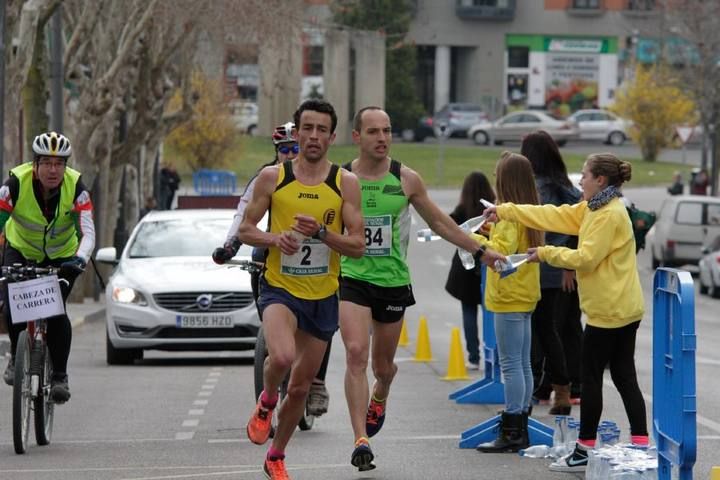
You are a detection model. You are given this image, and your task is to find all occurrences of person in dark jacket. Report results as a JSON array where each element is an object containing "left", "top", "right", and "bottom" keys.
[
  {"left": 445, "top": 171, "right": 496, "bottom": 370},
  {"left": 159, "top": 163, "right": 181, "bottom": 209},
  {"left": 521, "top": 130, "right": 583, "bottom": 414}
]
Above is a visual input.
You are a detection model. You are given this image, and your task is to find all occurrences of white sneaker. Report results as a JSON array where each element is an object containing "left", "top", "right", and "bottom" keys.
[
  {"left": 307, "top": 381, "right": 329, "bottom": 416},
  {"left": 465, "top": 361, "right": 480, "bottom": 371},
  {"left": 549, "top": 444, "right": 589, "bottom": 472}
]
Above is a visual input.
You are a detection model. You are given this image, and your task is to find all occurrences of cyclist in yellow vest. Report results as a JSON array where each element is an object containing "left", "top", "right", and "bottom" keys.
[
  {"left": 1, "top": 132, "right": 95, "bottom": 404},
  {"left": 238, "top": 99, "right": 364, "bottom": 479}
]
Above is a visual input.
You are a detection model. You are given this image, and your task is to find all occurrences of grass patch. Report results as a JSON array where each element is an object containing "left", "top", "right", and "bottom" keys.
[{"left": 167, "top": 136, "right": 694, "bottom": 189}]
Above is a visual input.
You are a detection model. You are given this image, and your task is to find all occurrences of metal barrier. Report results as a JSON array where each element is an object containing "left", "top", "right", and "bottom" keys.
[
  {"left": 192, "top": 169, "right": 237, "bottom": 196},
  {"left": 454, "top": 265, "right": 552, "bottom": 448},
  {"left": 653, "top": 268, "right": 696, "bottom": 480}
]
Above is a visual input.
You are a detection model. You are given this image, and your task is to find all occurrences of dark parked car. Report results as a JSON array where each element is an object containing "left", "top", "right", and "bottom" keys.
[{"left": 432, "top": 103, "right": 488, "bottom": 138}]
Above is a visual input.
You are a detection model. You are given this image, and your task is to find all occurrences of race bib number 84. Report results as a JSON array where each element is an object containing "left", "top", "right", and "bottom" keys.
[{"left": 364, "top": 215, "right": 392, "bottom": 256}]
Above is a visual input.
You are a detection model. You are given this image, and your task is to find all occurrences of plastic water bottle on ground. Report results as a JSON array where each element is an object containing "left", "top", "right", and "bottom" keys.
[
  {"left": 551, "top": 416, "right": 569, "bottom": 458},
  {"left": 518, "top": 444, "right": 551, "bottom": 458}
]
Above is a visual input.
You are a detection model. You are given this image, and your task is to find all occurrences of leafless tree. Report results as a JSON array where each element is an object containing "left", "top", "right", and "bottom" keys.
[{"left": 662, "top": 0, "right": 720, "bottom": 193}]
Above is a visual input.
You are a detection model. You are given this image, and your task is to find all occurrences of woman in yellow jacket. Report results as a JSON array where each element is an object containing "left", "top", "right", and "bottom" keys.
[
  {"left": 473, "top": 152, "right": 543, "bottom": 454},
  {"left": 484, "top": 153, "right": 648, "bottom": 472}
]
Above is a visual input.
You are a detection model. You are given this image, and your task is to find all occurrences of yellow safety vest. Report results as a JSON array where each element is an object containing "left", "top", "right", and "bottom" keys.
[{"left": 4, "top": 162, "right": 81, "bottom": 262}]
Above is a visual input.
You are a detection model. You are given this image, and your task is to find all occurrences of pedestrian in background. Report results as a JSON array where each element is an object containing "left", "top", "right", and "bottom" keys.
[
  {"left": 484, "top": 153, "right": 649, "bottom": 472},
  {"left": 160, "top": 162, "right": 181, "bottom": 209},
  {"left": 521, "top": 131, "right": 583, "bottom": 413},
  {"left": 444, "top": 171, "right": 496, "bottom": 370},
  {"left": 667, "top": 171, "right": 683, "bottom": 195},
  {"left": 474, "top": 152, "right": 542, "bottom": 454}
]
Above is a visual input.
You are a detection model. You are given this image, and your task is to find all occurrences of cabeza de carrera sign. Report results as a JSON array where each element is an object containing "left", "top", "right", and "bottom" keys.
[{"left": 8, "top": 275, "right": 65, "bottom": 324}]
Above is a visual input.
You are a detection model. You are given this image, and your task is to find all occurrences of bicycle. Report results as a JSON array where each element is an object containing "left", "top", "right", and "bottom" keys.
[
  {"left": 226, "top": 259, "right": 315, "bottom": 432},
  {"left": 1, "top": 264, "right": 71, "bottom": 454}
]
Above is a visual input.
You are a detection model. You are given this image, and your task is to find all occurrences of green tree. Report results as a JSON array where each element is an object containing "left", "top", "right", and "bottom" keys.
[
  {"left": 611, "top": 65, "right": 695, "bottom": 162},
  {"left": 332, "top": 0, "right": 425, "bottom": 131}
]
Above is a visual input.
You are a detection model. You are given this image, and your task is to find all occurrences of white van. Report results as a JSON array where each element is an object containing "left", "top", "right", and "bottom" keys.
[{"left": 646, "top": 195, "right": 720, "bottom": 268}]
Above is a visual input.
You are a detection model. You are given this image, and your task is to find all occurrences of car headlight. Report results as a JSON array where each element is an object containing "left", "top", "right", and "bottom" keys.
[{"left": 112, "top": 286, "right": 148, "bottom": 306}]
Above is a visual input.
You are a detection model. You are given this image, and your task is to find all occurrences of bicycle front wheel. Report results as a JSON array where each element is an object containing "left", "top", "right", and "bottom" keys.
[
  {"left": 34, "top": 340, "right": 54, "bottom": 446},
  {"left": 13, "top": 331, "right": 32, "bottom": 454}
]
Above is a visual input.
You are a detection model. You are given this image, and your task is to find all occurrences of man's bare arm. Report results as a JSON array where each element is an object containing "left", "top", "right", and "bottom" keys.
[
  {"left": 292, "top": 170, "right": 365, "bottom": 258},
  {"left": 238, "top": 166, "right": 301, "bottom": 256}
]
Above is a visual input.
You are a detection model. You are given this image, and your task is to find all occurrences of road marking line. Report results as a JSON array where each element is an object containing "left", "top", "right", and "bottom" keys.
[
  {"left": 182, "top": 419, "right": 199, "bottom": 427},
  {"left": 211, "top": 367, "right": 224, "bottom": 371},
  {"left": 205, "top": 378, "right": 219, "bottom": 383},
  {"left": 201, "top": 384, "right": 216, "bottom": 390},
  {"left": 188, "top": 409, "right": 204, "bottom": 416},
  {"left": 198, "top": 391, "right": 212, "bottom": 397},
  {"left": 174, "top": 432, "right": 195, "bottom": 440},
  {"left": 209, "top": 371, "right": 222, "bottom": 377},
  {"left": 193, "top": 399, "right": 209, "bottom": 406}
]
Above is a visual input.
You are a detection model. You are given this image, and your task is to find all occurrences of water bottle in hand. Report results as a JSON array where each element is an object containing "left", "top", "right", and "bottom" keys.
[
  {"left": 417, "top": 228, "right": 441, "bottom": 242},
  {"left": 458, "top": 248, "right": 476, "bottom": 270}
]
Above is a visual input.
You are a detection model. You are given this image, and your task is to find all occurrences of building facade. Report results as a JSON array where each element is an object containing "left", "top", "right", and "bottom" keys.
[{"left": 408, "top": 0, "right": 661, "bottom": 117}]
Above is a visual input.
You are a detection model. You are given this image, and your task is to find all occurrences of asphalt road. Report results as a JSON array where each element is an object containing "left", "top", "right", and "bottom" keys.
[{"left": 0, "top": 187, "right": 717, "bottom": 479}]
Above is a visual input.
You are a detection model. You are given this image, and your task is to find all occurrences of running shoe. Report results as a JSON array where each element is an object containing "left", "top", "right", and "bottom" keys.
[
  {"left": 307, "top": 381, "right": 329, "bottom": 416},
  {"left": 366, "top": 397, "right": 386, "bottom": 438},
  {"left": 247, "top": 400, "right": 274, "bottom": 445},
  {"left": 351, "top": 437, "right": 376, "bottom": 472},
  {"left": 263, "top": 457, "right": 290, "bottom": 479},
  {"left": 549, "top": 444, "right": 589, "bottom": 472}
]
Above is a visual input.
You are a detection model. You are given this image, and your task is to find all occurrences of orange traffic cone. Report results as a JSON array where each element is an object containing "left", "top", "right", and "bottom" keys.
[
  {"left": 412, "top": 315, "right": 433, "bottom": 362},
  {"left": 398, "top": 319, "right": 410, "bottom": 347},
  {"left": 442, "top": 327, "right": 470, "bottom": 381}
]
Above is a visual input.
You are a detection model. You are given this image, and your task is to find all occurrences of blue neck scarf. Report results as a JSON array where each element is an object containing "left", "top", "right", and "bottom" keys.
[{"left": 587, "top": 185, "right": 621, "bottom": 211}]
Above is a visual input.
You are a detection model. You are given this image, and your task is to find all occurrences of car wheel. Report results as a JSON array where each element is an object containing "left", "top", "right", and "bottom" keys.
[
  {"left": 556, "top": 140, "right": 567, "bottom": 147},
  {"left": 699, "top": 277, "right": 709, "bottom": 295},
  {"left": 472, "top": 131, "right": 489, "bottom": 145},
  {"left": 608, "top": 131, "right": 626, "bottom": 146},
  {"left": 247, "top": 125, "right": 257, "bottom": 137},
  {"left": 106, "top": 329, "right": 142, "bottom": 365},
  {"left": 710, "top": 277, "right": 720, "bottom": 299}
]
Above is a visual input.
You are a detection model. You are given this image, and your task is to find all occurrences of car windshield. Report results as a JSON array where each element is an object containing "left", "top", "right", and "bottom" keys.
[{"left": 127, "top": 218, "right": 254, "bottom": 258}]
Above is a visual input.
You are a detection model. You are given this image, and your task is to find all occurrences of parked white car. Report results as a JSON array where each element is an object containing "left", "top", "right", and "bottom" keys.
[
  {"left": 699, "top": 235, "right": 720, "bottom": 297},
  {"left": 566, "top": 109, "right": 632, "bottom": 146},
  {"left": 468, "top": 110, "right": 578, "bottom": 147},
  {"left": 645, "top": 195, "right": 720, "bottom": 269},
  {"left": 229, "top": 101, "right": 258, "bottom": 136},
  {"left": 96, "top": 209, "right": 263, "bottom": 365}
]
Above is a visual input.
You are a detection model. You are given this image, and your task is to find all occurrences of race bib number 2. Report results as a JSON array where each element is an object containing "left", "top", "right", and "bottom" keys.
[
  {"left": 364, "top": 215, "right": 392, "bottom": 256},
  {"left": 281, "top": 238, "right": 331, "bottom": 276}
]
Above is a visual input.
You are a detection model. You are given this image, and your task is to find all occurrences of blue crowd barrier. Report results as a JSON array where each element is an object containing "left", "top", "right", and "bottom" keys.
[
  {"left": 653, "top": 268, "right": 696, "bottom": 480},
  {"left": 193, "top": 169, "right": 237, "bottom": 196},
  {"left": 453, "top": 265, "right": 552, "bottom": 449}
]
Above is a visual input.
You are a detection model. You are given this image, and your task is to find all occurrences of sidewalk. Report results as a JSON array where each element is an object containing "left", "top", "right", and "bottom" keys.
[{"left": 0, "top": 296, "right": 106, "bottom": 358}]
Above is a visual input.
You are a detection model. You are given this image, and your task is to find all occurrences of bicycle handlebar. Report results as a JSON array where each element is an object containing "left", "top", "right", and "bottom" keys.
[
  {"left": 0, "top": 264, "right": 62, "bottom": 283},
  {"left": 224, "top": 259, "right": 263, "bottom": 274}
]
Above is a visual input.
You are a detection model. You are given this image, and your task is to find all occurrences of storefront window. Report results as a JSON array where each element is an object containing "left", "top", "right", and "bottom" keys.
[{"left": 508, "top": 46, "right": 529, "bottom": 68}]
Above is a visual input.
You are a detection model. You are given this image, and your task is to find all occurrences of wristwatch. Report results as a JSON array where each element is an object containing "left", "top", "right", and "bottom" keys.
[{"left": 312, "top": 224, "right": 327, "bottom": 241}]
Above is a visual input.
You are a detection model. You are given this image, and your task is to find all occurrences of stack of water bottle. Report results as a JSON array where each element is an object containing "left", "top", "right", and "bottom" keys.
[
  {"left": 518, "top": 415, "right": 578, "bottom": 459},
  {"left": 519, "top": 417, "right": 658, "bottom": 479}
]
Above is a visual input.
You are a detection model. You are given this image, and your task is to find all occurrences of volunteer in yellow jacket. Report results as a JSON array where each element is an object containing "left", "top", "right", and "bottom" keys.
[
  {"left": 471, "top": 152, "right": 542, "bottom": 454},
  {"left": 484, "top": 153, "right": 648, "bottom": 473}
]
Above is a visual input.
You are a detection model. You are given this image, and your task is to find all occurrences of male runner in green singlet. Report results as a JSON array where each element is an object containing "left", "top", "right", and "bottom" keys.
[{"left": 339, "top": 107, "right": 505, "bottom": 471}]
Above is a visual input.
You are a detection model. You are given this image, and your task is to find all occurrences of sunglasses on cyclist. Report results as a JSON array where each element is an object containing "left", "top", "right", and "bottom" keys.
[{"left": 277, "top": 144, "right": 299, "bottom": 155}]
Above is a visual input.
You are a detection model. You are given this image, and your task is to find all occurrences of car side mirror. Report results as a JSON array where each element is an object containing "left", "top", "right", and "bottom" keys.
[{"left": 96, "top": 247, "right": 119, "bottom": 265}]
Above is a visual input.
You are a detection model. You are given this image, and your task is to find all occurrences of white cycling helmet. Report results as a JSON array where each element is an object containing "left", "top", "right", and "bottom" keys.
[
  {"left": 32, "top": 131, "right": 72, "bottom": 158},
  {"left": 272, "top": 122, "right": 295, "bottom": 146}
]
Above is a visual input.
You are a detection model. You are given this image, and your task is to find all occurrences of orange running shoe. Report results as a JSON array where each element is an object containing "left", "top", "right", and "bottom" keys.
[
  {"left": 263, "top": 457, "right": 290, "bottom": 479},
  {"left": 365, "top": 398, "right": 386, "bottom": 438},
  {"left": 247, "top": 400, "right": 274, "bottom": 445}
]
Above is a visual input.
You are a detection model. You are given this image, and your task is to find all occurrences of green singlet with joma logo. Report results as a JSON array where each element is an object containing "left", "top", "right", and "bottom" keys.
[{"left": 341, "top": 159, "right": 411, "bottom": 287}]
